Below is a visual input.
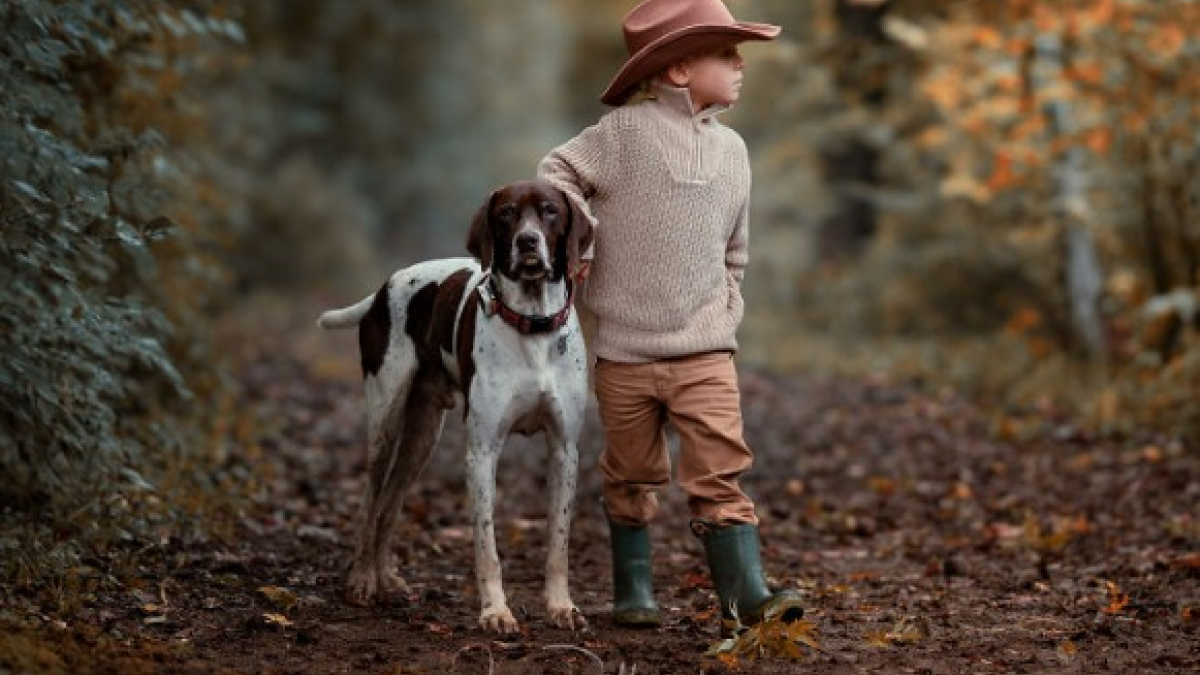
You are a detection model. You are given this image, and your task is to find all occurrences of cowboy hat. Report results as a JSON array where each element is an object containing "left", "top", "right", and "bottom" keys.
[{"left": 600, "top": 0, "right": 781, "bottom": 106}]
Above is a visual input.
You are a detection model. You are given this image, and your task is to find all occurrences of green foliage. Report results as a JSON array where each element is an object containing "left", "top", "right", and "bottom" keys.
[{"left": 0, "top": 0, "right": 244, "bottom": 582}]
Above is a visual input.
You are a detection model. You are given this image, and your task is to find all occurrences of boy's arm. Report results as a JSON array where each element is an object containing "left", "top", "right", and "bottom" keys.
[{"left": 537, "top": 122, "right": 610, "bottom": 237}]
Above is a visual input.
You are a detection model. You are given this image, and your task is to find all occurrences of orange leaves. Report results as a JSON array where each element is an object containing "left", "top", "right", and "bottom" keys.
[
  {"left": 1101, "top": 580, "right": 1130, "bottom": 615},
  {"left": 973, "top": 26, "right": 1004, "bottom": 50},
  {"left": 1004, "top": 307, "right": 1042, "bottom": 336},
  {"left": 706, "top": 615, "right": 820, "bottom": 664},
  {"left": 1082, "top": 127, "right": 1112, "bottom": 156},
  {"left": 985, "top": 152, "right": 1018, "bottom": 192},
  {"left": 1148, "top": 24, "right": 1188, "bottom": 60}
]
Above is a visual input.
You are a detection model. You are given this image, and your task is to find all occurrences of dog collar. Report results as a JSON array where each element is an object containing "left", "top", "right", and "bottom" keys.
[{"left": 479, "top": 274, "right": 574, "bottom": 335}]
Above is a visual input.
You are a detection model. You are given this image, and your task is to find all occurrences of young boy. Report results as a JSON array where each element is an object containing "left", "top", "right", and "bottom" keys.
[{"left": 538, "top": 0, "right": 803, "bottom": 635}]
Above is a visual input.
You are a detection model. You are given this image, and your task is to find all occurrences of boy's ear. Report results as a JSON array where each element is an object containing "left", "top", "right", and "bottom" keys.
[
  {"left": 664, "top": 61, "right": 691, "bottom": 87},
  {"left": 467, "top": 190, "right": 496, "bottom": 270}
]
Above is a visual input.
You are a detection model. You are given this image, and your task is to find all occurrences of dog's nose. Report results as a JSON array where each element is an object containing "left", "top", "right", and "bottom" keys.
[{"left": 516, "top": 232, "right": 540, "bottom": 253}]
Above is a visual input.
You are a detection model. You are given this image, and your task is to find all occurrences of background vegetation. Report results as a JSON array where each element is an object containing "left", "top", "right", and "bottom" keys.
[{"left": 1, "top": 0, "right": 1196, "bottom": 603}]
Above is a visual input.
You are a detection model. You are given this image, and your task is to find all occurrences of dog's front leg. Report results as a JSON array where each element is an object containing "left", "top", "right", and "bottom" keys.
[
  {"left": 465, "top": 434, "right": 518, "bottom": 633},
  {"left": 544, "top": 434, "right": 585, "bottom": 629}
]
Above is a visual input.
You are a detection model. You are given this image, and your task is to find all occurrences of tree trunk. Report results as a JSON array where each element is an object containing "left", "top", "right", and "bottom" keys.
[
  {"left": 1034, "top": 33, "right": 1105, "bottom": 358},
  {"left": 816, "top": 0, "right": 891, "bottom": 261}
]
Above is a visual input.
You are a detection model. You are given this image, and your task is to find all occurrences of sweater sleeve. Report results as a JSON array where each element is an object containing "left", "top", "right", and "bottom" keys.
[{"left": 537, "top": 120, "right": 611, "bottom": 234}]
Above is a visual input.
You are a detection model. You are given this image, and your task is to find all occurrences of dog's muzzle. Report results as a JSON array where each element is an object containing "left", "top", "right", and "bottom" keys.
[{"left": 513, "top": 231, "right": 550, "bottom": 280}]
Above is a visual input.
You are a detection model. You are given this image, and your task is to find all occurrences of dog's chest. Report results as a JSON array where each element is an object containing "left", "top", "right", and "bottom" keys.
[{"left": 468, "top": 319, "right": 584, "bottom": 433}]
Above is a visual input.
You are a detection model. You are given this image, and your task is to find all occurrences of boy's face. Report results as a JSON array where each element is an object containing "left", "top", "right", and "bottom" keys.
[{"left": 671, "top": 43, "right": 746, "bottom": 110}]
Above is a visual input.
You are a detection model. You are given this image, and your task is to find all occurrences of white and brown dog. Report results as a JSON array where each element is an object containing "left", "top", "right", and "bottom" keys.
[{"left": 318, "top": 180, "right": 593, "bottom": 632}]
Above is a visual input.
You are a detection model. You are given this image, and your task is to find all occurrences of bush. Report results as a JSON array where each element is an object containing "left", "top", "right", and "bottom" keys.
[{"left": 0, "top": 0, "right": 244, "bottom": 582}]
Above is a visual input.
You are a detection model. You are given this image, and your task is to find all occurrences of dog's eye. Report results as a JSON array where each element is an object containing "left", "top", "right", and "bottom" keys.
[
  {"left": 541, "top": 202, "right": 559, "bottom": 220},
  {"left": 497, "top": 204, "right": 518, "bottom": 222}
]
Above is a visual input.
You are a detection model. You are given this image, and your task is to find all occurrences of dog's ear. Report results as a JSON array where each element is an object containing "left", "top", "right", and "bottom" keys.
[
  {"left": 467, "top": 190, "right": 496, "bottom": 270},
  {"left": 560, "top": 188, "right": 594, "bottom": 280}
]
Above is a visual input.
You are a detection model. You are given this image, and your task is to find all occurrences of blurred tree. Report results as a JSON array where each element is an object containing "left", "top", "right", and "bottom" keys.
[{"left": 914, "top": 0, "right": 1199, "bottom": 433}]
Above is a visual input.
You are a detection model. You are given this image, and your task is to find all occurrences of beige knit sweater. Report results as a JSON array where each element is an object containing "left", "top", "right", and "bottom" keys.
[{"left": 538, "top": 83, "right": 751, "bottom": 363}]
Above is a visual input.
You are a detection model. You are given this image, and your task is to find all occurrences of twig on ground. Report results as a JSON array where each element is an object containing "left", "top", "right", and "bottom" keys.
[
  {"left": 543, "top": 645, "right": 604, "bottom": 675},
  {"left": 451, "top": 643, "right": 495, "bottom": 675}
]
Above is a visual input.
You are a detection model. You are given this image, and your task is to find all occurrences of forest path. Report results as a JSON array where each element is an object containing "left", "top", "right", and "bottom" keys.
[{"left": 5, "top": 295, "right": 1197, "bottom": 675}]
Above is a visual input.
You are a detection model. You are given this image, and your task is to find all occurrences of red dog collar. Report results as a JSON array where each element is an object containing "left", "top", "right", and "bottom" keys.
[{"left": 480, "top": 276, "right": 575, "bottom": 335}]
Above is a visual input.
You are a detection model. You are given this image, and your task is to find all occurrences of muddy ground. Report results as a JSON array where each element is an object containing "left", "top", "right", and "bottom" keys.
[{"left": 2, "top": 299, "right": 1198, "bottom": 674}]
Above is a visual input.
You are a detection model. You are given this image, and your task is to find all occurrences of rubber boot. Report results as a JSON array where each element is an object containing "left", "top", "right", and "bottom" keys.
[
  {"left": 695, "top": 521, "right": 804, "bottom": 636},
  {"left": 609, "top": 520, "right": 663, "bottom": 627}
]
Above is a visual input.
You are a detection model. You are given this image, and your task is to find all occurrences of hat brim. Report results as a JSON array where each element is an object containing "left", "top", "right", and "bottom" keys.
[{"left": 600, "top": 22, "right": 780, "bottom": 106}]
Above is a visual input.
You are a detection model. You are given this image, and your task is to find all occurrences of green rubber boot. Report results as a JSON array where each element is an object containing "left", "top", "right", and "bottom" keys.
[
  {"left": 609, "top": 521, "right": 663, "bottom": 627},
  {"left": 695, "top": 521, "right": 804, "bottom": 636}
]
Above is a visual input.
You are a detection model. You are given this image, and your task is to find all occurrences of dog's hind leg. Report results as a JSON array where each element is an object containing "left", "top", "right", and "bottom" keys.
[
  {"left": 367, "top": 369, "right": 451, "bottom": 580},
  {"left": 346, "top": 365, "right": 451, "bottom": 605},
  {"left": 345, "top": 361, "right": 413, "bottom": 604}
]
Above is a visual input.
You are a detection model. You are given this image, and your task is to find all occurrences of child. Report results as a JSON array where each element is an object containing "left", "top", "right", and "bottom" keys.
[{"left": 538, "top": 0, "right": 803, "bottom": 635}]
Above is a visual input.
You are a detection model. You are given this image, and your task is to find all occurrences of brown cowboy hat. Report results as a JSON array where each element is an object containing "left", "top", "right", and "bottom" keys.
[{"left": 600, "top": 0, "right": 781, "bottom": 106}]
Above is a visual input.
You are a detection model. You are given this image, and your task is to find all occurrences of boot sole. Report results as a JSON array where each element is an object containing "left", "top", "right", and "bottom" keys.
[
  {"left": 613, "top": 609, "right": 664, "bottom": 628},
  {"left": 722, "top": 592, "right": 806, "bottom": 637}
]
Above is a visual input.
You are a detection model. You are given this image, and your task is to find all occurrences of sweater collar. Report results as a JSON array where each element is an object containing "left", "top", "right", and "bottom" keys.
[{"left": 649, "top": 82, "right": 729, "bottom": 123}]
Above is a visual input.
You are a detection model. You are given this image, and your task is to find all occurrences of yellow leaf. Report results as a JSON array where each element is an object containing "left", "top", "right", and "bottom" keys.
[
  {"left": 258, "top": 586, "right": 299, "bottom": 610},
  {"left": 263, "top": 612, "right": 292, "bottom": 627},
  {"left": 886, "top": 616, "right": 929, "bottom": 644},
  {"left": 865, "top": 630, "right": 890, "bottom": 648},
  {"left": 974, "top": 26, "right": 1003, "bottom": 49},
  {"left": 1150, "top": 25, "right": 1186, "bottom": 59},
  {"left": 1102, "top": 581, "right": 1129, "bottom": 615}
]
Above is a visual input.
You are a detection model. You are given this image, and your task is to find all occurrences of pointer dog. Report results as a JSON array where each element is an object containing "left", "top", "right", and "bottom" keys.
[{"left": 318, "top": 180, "right": 593, "bottom": 632}]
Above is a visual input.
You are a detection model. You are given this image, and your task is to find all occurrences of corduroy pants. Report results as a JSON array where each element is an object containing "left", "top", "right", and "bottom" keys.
[{"left": 594, "top": 351, "right": 758, "bottom": 526}]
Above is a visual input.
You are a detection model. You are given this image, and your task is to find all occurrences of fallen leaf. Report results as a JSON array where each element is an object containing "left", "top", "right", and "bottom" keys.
[
  {"left": 263, "top": 613, "right": 292, "bottom": 628},
  {"left": 258, "top": 586, "right": 299, "bottom": 610},
  {"left": 705, "top": 616, "right": 818, "bottom": 662},
  {"left": 865, "top": 629, "right": 890, "bottom": 648},
  {"left": 1169, "top": 553, "right": 1200, "bottom": 570},
  {"left": 886, "top": 616, "right": 929, "bottom": 644},
  {"left": 1102, "top": 581, "right": 1129, "bottom": 615}
]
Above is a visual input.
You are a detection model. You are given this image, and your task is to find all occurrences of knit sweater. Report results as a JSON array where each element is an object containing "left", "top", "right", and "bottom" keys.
[{"left": 537, "top": 83, "right": 751, "bottom": 363}]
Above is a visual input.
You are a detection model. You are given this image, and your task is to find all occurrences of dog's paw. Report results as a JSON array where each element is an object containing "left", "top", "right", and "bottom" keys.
[
  {"left": 478, "top": 606, "right": 520, "bottom": 634},
  {"left": 548, "top": 603, "right": 587, "bottom": 630},
  {"left": 345, "top": 566, "right": 409, "bottom": 606}
]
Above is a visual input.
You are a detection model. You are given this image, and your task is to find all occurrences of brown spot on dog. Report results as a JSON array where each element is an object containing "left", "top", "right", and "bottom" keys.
[
  {"left": 434, "top": 269, "right": 474, "bottom": 355},
  {"left": 456, "top": 288, "right": 480, "bottom": 416},
  {"left": 405, "top": 268, "right": 475, "bottom": 375},
  {"left": 405, "top": 281, "right": 440, "bottom": 364},
  {"left": 360, "top": 281, "right": 391, "bottom": 376}
]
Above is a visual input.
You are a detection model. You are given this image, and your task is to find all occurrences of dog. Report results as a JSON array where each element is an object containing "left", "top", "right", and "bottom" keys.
[{"left": 317, "top": 179, "right": 594, "bottom": 633}]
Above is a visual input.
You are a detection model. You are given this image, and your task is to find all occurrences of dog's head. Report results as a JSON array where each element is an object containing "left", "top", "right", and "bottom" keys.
[{"left": 467, "top": 180, "right": 593, "bottom": 283}]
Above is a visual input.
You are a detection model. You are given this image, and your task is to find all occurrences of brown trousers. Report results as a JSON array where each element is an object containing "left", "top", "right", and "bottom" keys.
[{"left": 594, "top": 351, "right": 758, "bottom": 526}]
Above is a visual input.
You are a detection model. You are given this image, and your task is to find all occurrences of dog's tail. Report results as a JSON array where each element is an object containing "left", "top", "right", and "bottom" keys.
[{"left": 316, "top": 295, "right": 375, "bottom": 330}]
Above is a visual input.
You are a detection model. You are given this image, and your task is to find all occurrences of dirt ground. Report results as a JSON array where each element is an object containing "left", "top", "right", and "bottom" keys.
[{"left": 3, "top": 298, "right": 1198, "bottom": 674}]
